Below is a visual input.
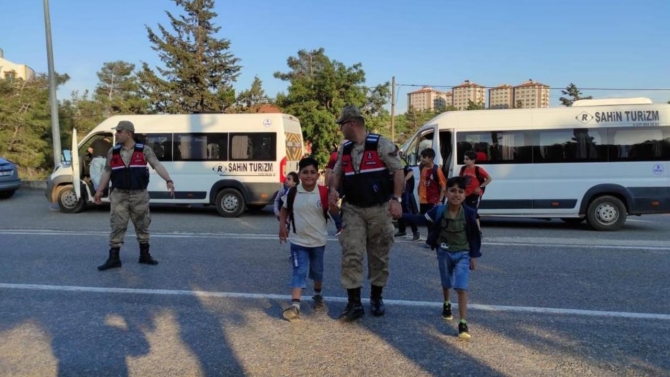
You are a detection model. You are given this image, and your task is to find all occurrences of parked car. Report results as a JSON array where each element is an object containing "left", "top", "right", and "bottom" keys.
[{"left": 0, "top": 157, "right": 21, "bottom": 199}]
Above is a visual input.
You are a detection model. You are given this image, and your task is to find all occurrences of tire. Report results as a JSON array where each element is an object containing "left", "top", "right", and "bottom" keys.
[
  {"left": 56, "top": 185, "right": 86, "bottom": 213},
  {"left": 0, "top": 190, "right": 15, "bottom": 199},
  {"left": 215, "top": 188, "right": 245, "bottom": 217},
  {"left": 246, "top": 204, "right": 267, "bottom": 211},
  {"left": 585, "top": 195, "right": 627, "bottom": 231},
  {"left": 560, "top": 217, "right": 585, "bottom": 224}
]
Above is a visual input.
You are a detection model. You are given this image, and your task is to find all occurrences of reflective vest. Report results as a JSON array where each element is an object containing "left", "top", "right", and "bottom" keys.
[
  {"left": 341, "top": 133, "right": 392, "bottom": 207},
  {"left": 110, "top": 143, "right": 149, "bottom": 190}
]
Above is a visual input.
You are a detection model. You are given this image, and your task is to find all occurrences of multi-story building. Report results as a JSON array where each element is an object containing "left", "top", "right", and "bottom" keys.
[
  {"left": 488, "top": 84, "right": 514, "bottom": 109},
  {"left": 407, "top": 86, "right": 452, "bottom": 111},
  {"left": 452, "top": 80, "right": 486, "bottom": 110},
  {"left": 513, "top": 79, "right": 550, "bottom": 109},
  {"left": 0, "top": 48, "right": 35, "bottom": 81}
]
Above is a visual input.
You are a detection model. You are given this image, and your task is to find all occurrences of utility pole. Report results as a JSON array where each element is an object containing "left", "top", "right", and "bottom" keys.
[
  {"left": 390, "top": 76, "right": 396, "bottom": 143},
  {"left": 44, "top": 0, "right": 61, "bottom": 167}
]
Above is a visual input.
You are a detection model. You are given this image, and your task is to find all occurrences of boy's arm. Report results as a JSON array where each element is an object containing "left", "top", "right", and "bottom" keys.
[
  {"left": 466, "top": 208, "right": 482, "bottom": 258},
  {"left": 401, "top": 208, "right": 436, "bottom": 227},
  {"left": 437, "top": 168, "right": 447, "bottom": 202}
]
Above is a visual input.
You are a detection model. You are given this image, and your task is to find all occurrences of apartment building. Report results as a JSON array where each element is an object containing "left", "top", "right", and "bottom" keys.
[
  {"left": 452, "top": 80, "right": 486, "bottom": 110},
  {"left": 0, "top": 48, "right": 35, "bottom": 81},
  {"left": 407, "top": 86, "right": 452, "bottom": 111},
  {"left": 513, "top": 79, "right": 550, "bottom": 108},
  {"left": 488, "top": 84, "right": 514, "bottom": 109}
]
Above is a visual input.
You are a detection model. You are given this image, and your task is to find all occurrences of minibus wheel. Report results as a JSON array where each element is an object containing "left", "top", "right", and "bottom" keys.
[
  {"left": 586, "top": 195, "right": 626, "bottom": 231},
  {"left": 215, "top": 188, "right": 245, "bottom": 217},
  {"left": 56, "top": 185, "right": 86, "bottom": 213}
]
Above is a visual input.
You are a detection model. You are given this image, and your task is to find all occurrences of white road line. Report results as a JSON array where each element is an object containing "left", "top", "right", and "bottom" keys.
[
  {"left": 1, "top": 229, "right": 669, "bottom": 251},
  {"left": 1, "top": 283, "right": 669, "bottom": 321}
]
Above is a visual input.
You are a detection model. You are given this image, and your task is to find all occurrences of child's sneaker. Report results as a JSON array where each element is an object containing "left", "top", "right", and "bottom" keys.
[
  {"left": 441, "top": 302, "right": 453, "bottom": 320},
  {"left": 458, "top": 321, "right": 471, "bottom": 340},
  {"left": 312, "top": 294, "right": 325, "bottom": 311},
  {"left": 282, "top": 306, "right": 300, "bottom": 322}
]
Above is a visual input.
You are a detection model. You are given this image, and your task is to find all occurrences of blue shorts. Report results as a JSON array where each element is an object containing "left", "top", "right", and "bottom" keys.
[
  {"left": 290, "top": 243, "right": 325, "bottom": 289},
  {"left": 436, "top": 248, "right": 470, "bottom": 290}
]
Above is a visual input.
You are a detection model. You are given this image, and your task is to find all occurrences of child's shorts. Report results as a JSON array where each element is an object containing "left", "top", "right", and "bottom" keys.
[
  {"left": 436, "top": 247, "right": 470, "bottom": 290},
  {"left": 290, "top": 243, "right": 325, "bottom": 288}
]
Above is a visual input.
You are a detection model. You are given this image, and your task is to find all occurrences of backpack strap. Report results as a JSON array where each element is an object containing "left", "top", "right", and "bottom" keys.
[
  {"left": 286, "top": 186, "right": 298, "bottom": 233},
  {"left": 459, "top": 165, "right": 465, "bottom": 176},
  {"left": 432, "top": 164, "right": 439, "bottom": 182},
  {"left": 318, "top": 185, "right": 329, "bottom": 221}
]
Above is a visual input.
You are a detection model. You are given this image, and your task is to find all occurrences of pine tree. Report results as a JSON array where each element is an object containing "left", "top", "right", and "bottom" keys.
[
  {"left": 138, "top": 0, "right": 241, "bottom": 114},
  {"left": 560, "top": 83, "right": 592, "bottom": 106}
]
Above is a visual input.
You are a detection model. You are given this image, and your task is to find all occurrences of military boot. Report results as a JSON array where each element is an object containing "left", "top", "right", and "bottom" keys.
[
  {"left": 138, "top": 243, "right": 158, "bottom": 265},
  {"left": 98, "top": 247, "right": 121, "bottom": 271},
  {"left": 339, "top": 288, "right": 364, "bottom": 322},
  {"left": 370, "top": 285, "right": 386, "bottom": 317}
]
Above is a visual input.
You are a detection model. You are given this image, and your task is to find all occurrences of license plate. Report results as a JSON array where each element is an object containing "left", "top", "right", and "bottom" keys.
[{"left": 0, "top": 170, "right": 12, "bottom": 176}]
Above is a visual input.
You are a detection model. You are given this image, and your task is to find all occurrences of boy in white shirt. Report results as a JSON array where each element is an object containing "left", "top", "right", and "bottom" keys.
[{"left": 279, "top": 157, "right": 330, "bottom": 321}]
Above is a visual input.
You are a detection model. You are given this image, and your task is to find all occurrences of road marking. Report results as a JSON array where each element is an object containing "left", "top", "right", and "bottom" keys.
[
  {"left": 1, "top": 229, "right": 669, "bottom": 251},
  {"left": 1, "top": 283, "right": 668, "bottom": 321}
]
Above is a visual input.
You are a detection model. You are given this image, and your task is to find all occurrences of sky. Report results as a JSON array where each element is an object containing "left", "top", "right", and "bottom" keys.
[{"left": 1, "top": 0, "right": 669, "bottom": 114}]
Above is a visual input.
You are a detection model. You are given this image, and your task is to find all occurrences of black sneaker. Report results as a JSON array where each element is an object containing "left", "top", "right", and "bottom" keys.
[
  {"left": 458, "top": 322, "right": 471, "bottom": 340},
  {"left": 282, "top": 306, "right": 300, "bottom": 322},
  {"left": 312, "top": 294, "right": 325, "bottom": 311},
  {"left": 412, "top": 232, "right": 420, "bottom": 241},
  {"left": 441, "top": 302, "right": 453, "bottom": 320},
  {"left": 394, "top": 231, "right": 407, "bottom": 237},
  {"left": 339, "top": 301, "right": 364, "bottom": 321}
]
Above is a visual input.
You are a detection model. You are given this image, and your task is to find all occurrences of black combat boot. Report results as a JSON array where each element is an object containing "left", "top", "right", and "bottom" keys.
[
  {"left": 138, "top": 243, "right": 158, "bottom": 265},
  {"left": 98, "top": 247, "right": 121, "bottom": 271},
  {"left": 370, "top": 285, "right": 386, "bottom": 317},
  {"left": 339, "top": 288, "right": 364, "bottom": 322}
]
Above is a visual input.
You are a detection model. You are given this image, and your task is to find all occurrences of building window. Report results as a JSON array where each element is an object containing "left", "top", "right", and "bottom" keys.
[{"left": 4, "top": 71, "right": 16, "bottom": 82}]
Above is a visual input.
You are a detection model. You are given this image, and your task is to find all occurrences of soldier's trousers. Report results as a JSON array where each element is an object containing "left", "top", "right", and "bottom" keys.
[
  {"left": 109, "top": 189, "right": 151, "bottom": 248},
  {"left": 339, "top": 202, "right": 395, "bottom": 289}
]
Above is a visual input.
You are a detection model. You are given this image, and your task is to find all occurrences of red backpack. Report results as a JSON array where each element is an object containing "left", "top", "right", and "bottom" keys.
[{"left": 286, "top": 185, "right": 329, "bottom": 233}]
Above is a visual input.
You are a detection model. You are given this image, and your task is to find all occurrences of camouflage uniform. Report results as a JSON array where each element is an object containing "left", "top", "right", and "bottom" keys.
[
  {"left": 333, "top": 107, "right": 404, "bottom": 290},
  {"left": 104, "top": 138, "right": 161, "bottom": 248}
]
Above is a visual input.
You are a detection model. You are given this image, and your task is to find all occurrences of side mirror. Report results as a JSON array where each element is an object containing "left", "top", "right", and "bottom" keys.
[{"left": 62, "top": 149, "right": 72, "bottom": 164}]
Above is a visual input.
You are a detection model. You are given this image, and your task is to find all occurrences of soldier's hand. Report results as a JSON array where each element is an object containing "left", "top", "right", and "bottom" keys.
[
  {"left": 93, "top": 191, "right": 103, "bottom": 205},
  {"left": 279, "top": 224, "right": 288, "bottom": 244},
  {"left": 329, "top": 190, "right": 340, "bottom": 206},
  {"left": 389, "top": 200, "right": 402, "bottom": 218},
  {"left": 166, "top": 181, "right": 175, "bottom": 197}
]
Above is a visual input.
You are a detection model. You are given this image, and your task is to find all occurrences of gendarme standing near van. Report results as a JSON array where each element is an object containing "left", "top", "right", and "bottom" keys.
[
  {"left": 94, "top": 121, "right": 175, "bottom": 271},
  {"left": 329, "top": 105, "right": 405, "bottom": 321}
]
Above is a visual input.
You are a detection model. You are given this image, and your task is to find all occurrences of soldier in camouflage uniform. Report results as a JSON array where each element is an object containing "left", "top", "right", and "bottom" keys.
[
  {"left": 93, "top": 121, "right": 175, "bottom": 271},
  {"left": 329, "top": 105, "right": 405, "bottom": 321}
]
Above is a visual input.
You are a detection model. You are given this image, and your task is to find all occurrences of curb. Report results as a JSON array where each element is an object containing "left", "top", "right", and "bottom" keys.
[{"left": 20, "top": 180, "right": 47, "bottom": 190}]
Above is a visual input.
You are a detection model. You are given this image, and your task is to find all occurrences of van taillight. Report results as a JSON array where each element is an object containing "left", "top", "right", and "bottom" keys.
[{"left": 280, "top": 156, "right": 287, "bottom": 183}]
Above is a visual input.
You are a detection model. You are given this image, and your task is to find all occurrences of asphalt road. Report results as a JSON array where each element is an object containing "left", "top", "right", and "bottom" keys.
[{"left": 1, "top": 189, "right": 669, "bottom": 376}]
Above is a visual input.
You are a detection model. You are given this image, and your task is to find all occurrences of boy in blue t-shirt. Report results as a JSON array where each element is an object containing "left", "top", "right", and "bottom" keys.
[{"left": 402, "top": 176, "right": 482, "bottom": 339}]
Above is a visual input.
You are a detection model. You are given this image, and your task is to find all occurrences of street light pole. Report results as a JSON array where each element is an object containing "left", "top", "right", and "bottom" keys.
[{"left": 43, "top": 0, "right": 61, "bottom": 167}]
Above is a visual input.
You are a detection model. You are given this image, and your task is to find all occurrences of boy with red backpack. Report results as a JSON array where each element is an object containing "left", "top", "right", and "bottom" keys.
[
  {"left": 278, "top": 157, "right": 331, "bottom": 322},
  {"left": 459, "top": 151, "right": 493, "bottom": 232}
]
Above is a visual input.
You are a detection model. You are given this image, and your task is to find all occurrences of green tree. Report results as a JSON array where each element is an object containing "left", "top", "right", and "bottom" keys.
[
  {"left": 514, "top": 100, "right": 523, "bottom": 109},
  {"left": 95, "top": 61, "right": 147, "bottom": 115},
  {"left": 559, "top": 83, "right": 592, "bottom": 106},
  {"left": 138, "top": 0, "right": 242, "bottom": 114},
  {"left": 466, "top": 100, "right": 485, "bottom": 110},
  {"left": 274, "top": 48, "right": 389, "bottom": 165},
  {"left": 60, "top": 90, "right": 107, "bottom": 138},
  {"left": 234, "top": 76, "right": 269, "bottom": 113},
  {"left": 0, "top": 73, "right": 69, "bottom": 178}
]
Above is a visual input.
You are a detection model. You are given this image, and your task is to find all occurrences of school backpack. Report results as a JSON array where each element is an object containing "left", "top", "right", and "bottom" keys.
[
  {"left": 285, "top": 185, "right": 329, "bottom": 233},
  {"left": 459, "top": 165, "right": 485, "bottom": 194},
  {"left": 419, "top": 163, "right": 440, "bottom": 182}
]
